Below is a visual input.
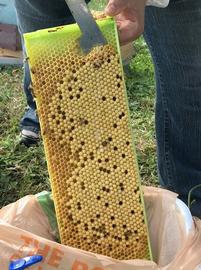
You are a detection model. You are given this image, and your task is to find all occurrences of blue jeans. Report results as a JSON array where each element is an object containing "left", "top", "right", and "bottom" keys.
[
  {"left": 14, "top": 0, "right": 201, "bottom": 216},
  {"left": 144, "top": 0, "right": 201, "bottom": 216}
]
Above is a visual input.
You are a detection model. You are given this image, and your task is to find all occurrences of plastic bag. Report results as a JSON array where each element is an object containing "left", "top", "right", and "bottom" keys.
[{"left": 0, "top": 187, "right": 201, "bottom": 270}]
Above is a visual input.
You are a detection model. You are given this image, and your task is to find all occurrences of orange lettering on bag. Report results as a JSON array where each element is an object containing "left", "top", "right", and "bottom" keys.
[
  {"left": 47, "top": 247, "right": 64, "bottom": 267},
  {"left": 21, "top": 235, "right": 33, "bottom": 245},
  {"left": 10, "top": 235, "right": 33, "bottom": 260},
  {"left": 11, "top": 243, "right": 28, "bottom": 259},
  {"left": 72, "top": 260, "right": 88, "bottom": 270},
  {"left": 37, "top": 244, "right": 51, "bottom": 260},
  {"left": 28, "top": 239, "right": 40, "bottom": 256}
]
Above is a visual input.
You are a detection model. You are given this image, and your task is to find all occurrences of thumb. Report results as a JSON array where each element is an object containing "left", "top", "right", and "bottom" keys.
[{"left": 105, "top": 0, "right": 128, "bottom": 16}]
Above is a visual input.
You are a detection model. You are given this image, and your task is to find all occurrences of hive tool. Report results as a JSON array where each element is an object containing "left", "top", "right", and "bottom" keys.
[{"left": 64, "top": 0, "right": 107, "bottom": 53}]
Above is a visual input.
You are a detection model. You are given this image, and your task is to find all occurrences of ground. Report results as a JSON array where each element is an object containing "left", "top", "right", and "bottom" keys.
[{"left": 0, "top": 36, "right": 157, "bottom": 208}]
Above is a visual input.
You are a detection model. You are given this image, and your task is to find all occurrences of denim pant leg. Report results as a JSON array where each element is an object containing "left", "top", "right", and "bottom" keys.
[
  {"left": 144, "top": 0, "right": 201, "bottom": 216},
  {"left": 13, "top": 0, "right": 89, "bottom": 133}
]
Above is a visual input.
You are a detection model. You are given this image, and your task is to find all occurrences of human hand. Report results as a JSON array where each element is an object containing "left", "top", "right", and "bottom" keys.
[{"left": 105, "top": 0, "right": 147, "bottom": 44}]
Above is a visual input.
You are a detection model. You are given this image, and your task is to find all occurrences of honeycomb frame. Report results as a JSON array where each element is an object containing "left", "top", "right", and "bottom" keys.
[{"left": 24, "top": 18, "right": 152, "bottom": 260}]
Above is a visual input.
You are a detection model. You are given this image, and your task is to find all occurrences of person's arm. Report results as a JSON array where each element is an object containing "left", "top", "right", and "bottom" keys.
[{"left": 105, "top": 0, "right": 169, "bottom": 44}]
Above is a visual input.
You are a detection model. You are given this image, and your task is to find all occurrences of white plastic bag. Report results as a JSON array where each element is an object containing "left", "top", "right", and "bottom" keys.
[{"left": 0, "top": 187, "right": 201, "bottom": 270}]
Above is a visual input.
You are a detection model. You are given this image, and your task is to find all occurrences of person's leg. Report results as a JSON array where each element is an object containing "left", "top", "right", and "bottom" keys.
[
  {"left": 13, "top": 0, "right": 89, "bottom": 145},
  {"left": 144, "top": 0, "right": 201, "bottom": 217}
]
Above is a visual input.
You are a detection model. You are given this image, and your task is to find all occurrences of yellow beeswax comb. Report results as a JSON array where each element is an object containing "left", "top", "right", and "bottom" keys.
[{"left": 24, "top": 18, "right": 152, "bottom": 260}]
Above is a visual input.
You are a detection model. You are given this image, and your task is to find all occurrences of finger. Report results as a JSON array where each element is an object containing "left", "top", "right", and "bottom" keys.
[
  {"left": 105, "top": 0, "right": 129, "bottom": 16},
  {"left": 117, "top": 19, "right": 144, "bottom": 44}
]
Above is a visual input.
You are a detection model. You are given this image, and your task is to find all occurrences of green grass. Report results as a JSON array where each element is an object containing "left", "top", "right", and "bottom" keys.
[
  {"left": 126, "top": 39, "right": 157, "bottom": 185},
  {"left": 89, "top": 0, "right": 107, "bottom": 10},
  {"left": 0, "top": 67, "right": 50, "bottom": 207},
  {"left": 0, "top": 35, "right": 157, "bottom": 208}
]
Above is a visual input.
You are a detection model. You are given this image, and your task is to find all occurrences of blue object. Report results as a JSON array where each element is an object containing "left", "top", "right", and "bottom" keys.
[{"left": 9, "top": 255, "right": 43, "bottom": 270}]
